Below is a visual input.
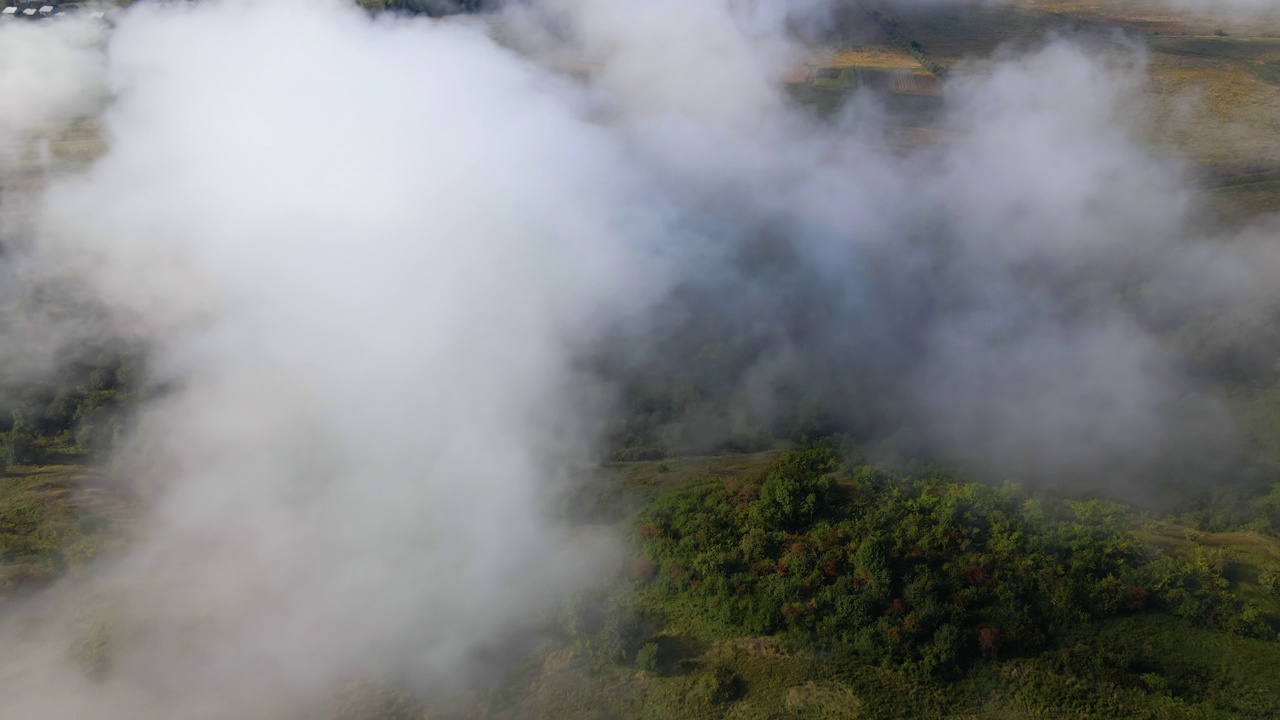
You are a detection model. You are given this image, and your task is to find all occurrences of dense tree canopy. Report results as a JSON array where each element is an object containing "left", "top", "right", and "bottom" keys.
[{"left": 632, "top": 447, "right": 1276, "bottom": 678}]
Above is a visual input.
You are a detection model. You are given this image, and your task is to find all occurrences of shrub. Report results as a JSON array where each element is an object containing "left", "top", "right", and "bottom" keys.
[
  {"left": 686, "top": 666, "right": 740, "bottom": 706},
  {"left": 633, "top": 556, "right": 657, "bottom": 583},
  {"left": 748, "top": 448, "right": 836, "bottom": 530},
  {"left": 592, "top": 594, "right": 647, "bottom": 665},
  {"left": 325, "top": 680, "right": 423, "bottom": 720},
  {"left": 1124, "top": 585, "right": 1150, "bottom": 611},
  {"left": 979, "top": 627, "right": 1001, "bottom": 658},
  {"left": 613, "top": 446, "right": 668, "bottom": 462},
  {"left": 5, "top": 410, "right": 41, "bottom": 467},
  {"left": 1259, "top": 568, "right": 1280, "bottom": 597},
  {"left": 635, "top": 642, "right": 659, "bottom": 672}
]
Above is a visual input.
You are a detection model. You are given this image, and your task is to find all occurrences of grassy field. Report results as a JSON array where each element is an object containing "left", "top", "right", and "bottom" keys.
[
  {"left": 0, "top": 464, "right": 138, "bottom": 607},
  {"left": 1145, "top": 51, "right": 1280, "bottom": 166}
]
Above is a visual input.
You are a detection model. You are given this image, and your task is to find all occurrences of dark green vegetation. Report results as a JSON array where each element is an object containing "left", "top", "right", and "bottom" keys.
[
  {"left": 0, "top": 345, "right": 135, "bottom": 466},
  {"left": 636, "top": 447, "right": 1275, "bottom": 668}
]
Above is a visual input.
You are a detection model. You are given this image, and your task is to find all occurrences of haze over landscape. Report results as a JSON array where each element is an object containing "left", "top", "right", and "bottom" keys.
[{"left": 3, "top": 0, "right": 1280, "bottom": 718}]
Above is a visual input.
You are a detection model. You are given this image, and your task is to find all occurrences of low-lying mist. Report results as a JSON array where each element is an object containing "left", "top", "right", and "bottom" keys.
[
  {"left": 0, "top": 0, "right": 1278, "bottom": 716},
  {"left": 879, "top": 0, "right": 1280, "bottom": 17}
]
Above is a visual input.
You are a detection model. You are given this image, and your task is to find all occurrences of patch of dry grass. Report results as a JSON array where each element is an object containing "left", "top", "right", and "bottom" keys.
[
  {"left": 1147, "top": 53, "right": 1280, "bottom": 165},
  {"left": 823, "top": 46, "right": 928, "bottom": 72}
]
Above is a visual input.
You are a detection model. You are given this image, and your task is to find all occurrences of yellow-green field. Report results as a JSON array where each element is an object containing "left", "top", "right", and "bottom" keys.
[{"left": 822, "top": 47, "right": 929, "bottom": 72}]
